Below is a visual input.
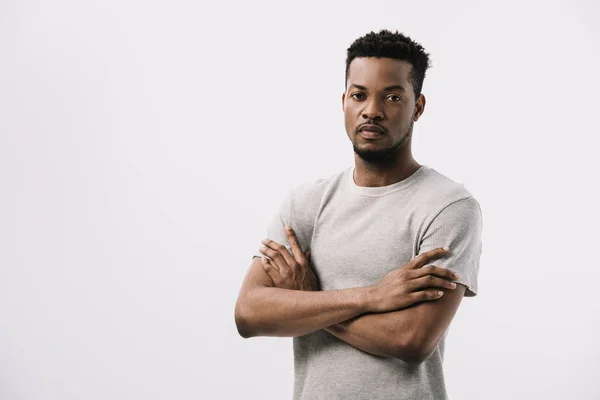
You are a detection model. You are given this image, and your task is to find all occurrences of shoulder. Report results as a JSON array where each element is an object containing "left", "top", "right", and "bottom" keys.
[
  {"left": 418, "top": 166, "right": 482, "bottom": 217},
  {"left": 288, "top": 167, "right": 348, "bottom": 205},
  {"left": 274, "top": 169, "right": 348, "bottom": 247}
]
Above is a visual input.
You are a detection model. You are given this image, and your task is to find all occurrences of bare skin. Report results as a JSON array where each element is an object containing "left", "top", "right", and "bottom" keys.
[
  {"left": 235, "top": 56, "right": 467, "bottom": 362},
  {"left": 343, "top": 57, "right": 426, "bottom": 187},
  {"left": 332, "top": 57, "right": 467, "bottom": 359},
  {"left": 235, "top": 226, "right": 460, "bottom": 361},
  {"left": 260, "top": 227, "right": 457, "bottom": 314},
  {"left": 254, "top": 226, "right": 463, "bottom": 361}
]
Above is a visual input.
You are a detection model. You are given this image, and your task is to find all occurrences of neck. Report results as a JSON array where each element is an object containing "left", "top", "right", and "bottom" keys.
[{"left": 353, "top": 153, "right": 421, "bottom": 188}]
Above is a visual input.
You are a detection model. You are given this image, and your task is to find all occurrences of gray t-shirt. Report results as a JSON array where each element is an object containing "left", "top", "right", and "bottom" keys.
[{"left": 252, "top": 165, "right": 483, "bottom": 400}]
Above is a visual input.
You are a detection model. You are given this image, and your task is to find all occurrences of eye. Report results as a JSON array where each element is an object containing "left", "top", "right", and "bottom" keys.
[
  {"left": 350, "top": 92, "right": 366, "bottom": 101},
  {"left": 386, "top": 94, "right": 402, "bottom": 102}
]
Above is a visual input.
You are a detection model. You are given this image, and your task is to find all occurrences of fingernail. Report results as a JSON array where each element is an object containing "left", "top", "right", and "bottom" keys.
[
  {"left": 443, "top": 247, "right": 450, "bottom": 251},
  {"left": 453, "top": 272, "right": 460, "bottom": 279}
]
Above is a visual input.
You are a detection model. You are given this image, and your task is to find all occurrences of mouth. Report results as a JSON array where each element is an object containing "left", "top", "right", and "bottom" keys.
[
  {"left": 357, "top": 124, "right": 385, "bottom": 140},
  {"left": 359, "top": 130, "right": 383, "bottom": 140}
]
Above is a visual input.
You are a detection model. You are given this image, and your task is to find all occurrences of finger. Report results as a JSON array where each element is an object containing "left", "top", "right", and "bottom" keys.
[
  {"left": 263, "top": 246, "right": 289, "bottom": 274},
  {"left": 261, "top": 257, "right": 281, "bottom": 285},
  {"left": 260, "top": 255, "right": 279, "bottom": 272},
  {"left": 409, "top": 275, "right": 457, "bottom": 291},
  {"left": 411, "top": 289, "right": 445, "bottom": 302},
  {"left": 261, "top": 239, "right": 296, "bottom": 274},
  {"left": 411, "top": 265, "right": 459, "bottom": 281},
  {"left": 284, "top": 225, "right": 305, "bottom": 262},
  {"left": 258, "top": 245, "right": 285, "bottom": 272},
  {"left": 258, "top": 244, "right": 279, "bottom": 261},
  {"left": 410, "top": 247, "right": 450, "bottom": 269}
]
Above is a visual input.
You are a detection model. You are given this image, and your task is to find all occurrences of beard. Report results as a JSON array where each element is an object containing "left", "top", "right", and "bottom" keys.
[{"left": 352, "top": 121, "right": 413, "bottom": 165}]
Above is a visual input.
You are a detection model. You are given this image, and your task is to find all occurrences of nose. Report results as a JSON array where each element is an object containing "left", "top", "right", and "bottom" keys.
[{"left": 361, "top": 98, "right": 384, "bottom": 120}]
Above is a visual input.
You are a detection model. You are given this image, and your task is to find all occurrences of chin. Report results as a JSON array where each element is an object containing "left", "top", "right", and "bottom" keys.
[{"left": 353, "top": 146, "right": 398, "bottom": 164}]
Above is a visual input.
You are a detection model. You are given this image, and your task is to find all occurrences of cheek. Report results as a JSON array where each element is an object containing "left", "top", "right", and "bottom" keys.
[
  {"left": 343, "top": 120, "right": 350, "bottom": 135},
  {"left": 343, "top": 111, "right": 355, "bottom": 133},
  {"left": 390, "top": 107, "right": 413, "bottom": 123},
  {"left": 342, "top": 106, "right": 349, "bottom": 121},
  {"left": 343, "top": 104, "right": 359, "bottom": 122}
]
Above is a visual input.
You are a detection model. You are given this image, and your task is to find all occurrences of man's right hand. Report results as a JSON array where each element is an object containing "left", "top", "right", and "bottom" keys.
[
  {"left": 366, "top": 247, "right": 459, "bottom": 313},
  {"left": 258, "top": 225, "right": 319, "bottom": 292}
]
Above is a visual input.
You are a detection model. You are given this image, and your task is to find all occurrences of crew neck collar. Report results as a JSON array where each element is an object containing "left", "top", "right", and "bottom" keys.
[{"left": 347, "top": 165, "right": 429, "bottom": 197}]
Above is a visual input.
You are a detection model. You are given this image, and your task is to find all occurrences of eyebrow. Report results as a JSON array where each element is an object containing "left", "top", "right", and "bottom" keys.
[{"left": 349, "top": 84, "right": 406, "bottom": 92}]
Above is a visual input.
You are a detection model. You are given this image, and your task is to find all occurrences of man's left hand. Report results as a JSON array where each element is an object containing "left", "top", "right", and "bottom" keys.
[{"left": 258, "top": 226, "right": 320, "bottom": 291}]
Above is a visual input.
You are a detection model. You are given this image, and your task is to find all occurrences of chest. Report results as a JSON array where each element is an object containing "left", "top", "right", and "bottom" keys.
[{"left": 309, "top": 199, "right": 420, "bottom": 290}]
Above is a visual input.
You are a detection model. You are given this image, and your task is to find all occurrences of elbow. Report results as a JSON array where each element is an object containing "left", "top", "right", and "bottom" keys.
[
  {"left": 394, "top": 345, "right": 435, "bottom": 365},
  {"left": 235, "top": 287, "right": 285, "bottom": 338},
  {"left": 235, "top": 316, "right": 253, "bottom": 339},
  {"left": 234, "top": 299, "right": 256, "bottom": 338},
  {"left": 235, "top": 295, "right": 265, "bottom": 338},
  {"left": 236, "top": 324, "right": 255, "bottom": 339},
  {"left": 393, "top": 336, "right": 437, "bottom": 364}
]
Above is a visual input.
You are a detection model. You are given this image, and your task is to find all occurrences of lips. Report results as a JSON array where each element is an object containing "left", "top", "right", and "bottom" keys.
[
  {"left": 357, "top": 124, "right": 385, "bottom": 139},
  {"left": 359, "top": 130, "right": 383, "bottom": 139},
  {"left": 358, "top": 124, "right": 385, "bottom": 134}
]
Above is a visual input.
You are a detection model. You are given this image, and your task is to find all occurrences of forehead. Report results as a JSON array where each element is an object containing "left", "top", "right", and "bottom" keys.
[{"left": 347, "top": 57, "right": 413, "bottom": 89}]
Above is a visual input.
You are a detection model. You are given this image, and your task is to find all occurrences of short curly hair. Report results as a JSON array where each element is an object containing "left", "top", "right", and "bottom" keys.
[{"left": 345, "top": 29, "right": 431, "bottom": 99}]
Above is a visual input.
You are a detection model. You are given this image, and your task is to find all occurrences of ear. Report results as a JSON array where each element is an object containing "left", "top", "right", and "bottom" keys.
[
  {"left": 413, "top": 94, "right": 426, "bottom": 121},
  {"left": 341, "top": 92, "right": 346, "bottom": 111}
]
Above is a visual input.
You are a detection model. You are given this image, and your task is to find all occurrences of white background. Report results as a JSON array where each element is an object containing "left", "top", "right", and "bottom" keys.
[{"left": 1, "top": 0, "right": 599, "bottom": 399}]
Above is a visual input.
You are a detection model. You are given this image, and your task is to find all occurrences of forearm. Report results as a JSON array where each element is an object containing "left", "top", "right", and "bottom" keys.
[
  {"left": 326, "top": 285, "right": 465, "bottom": 362},
  {"left": 325, "top": 311, "right": 415, "bottom": 359},
  {"left": 235, "top": 286, "right": 370, "bottom": 338}
]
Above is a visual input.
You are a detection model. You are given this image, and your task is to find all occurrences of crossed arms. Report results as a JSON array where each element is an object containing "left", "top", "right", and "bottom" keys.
[{"left": 234, "top": 226, "right": 467, "bottom": 364}]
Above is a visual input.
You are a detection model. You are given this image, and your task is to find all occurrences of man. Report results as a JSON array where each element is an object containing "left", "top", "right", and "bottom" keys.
[{"left": 235, "top": 29, "right": 483, "bottom": 400}]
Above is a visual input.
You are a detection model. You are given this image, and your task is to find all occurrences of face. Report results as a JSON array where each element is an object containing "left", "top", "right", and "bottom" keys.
[{"left": 342, "top": 57, "right": 425, "bottom": 164}]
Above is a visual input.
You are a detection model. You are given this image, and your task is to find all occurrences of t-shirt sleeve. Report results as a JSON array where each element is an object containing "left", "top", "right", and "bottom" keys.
[
  {"left": 251, "top": 190, "right": 294, "bottom": 260},
  {"left": 418, "top": 196, "right": 483, "bottom": 297}
]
